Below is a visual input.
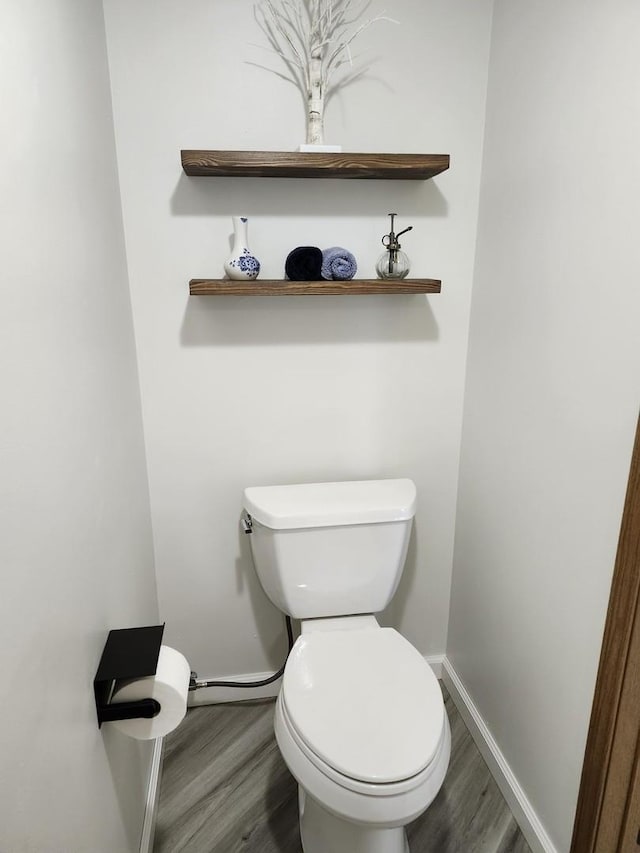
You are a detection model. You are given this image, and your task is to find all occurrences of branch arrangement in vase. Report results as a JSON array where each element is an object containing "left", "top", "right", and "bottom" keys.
[{"left": 255, "top": 0, "right": 396, "bottom": 147}]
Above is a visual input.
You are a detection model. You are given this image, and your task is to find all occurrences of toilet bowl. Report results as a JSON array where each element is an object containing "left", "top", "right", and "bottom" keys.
[
  {"left": 242, "top": 479, "right": 451, "bottom": 852},
  {"left": 273, "top": 619, "right": 451, "bottom": 853}
]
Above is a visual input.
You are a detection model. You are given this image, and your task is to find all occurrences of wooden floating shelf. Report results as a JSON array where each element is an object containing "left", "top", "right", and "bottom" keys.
[
  {"left": 189, "top": 279, "right": 441, "bottom": 296},
  {"left": 181, "top": 150, "right": 450, "bottom": 180}
]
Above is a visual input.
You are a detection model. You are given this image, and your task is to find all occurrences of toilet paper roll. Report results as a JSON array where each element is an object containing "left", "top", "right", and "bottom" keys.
[{"left": 109, "top": 645, "right": 190, "bottom": 740}]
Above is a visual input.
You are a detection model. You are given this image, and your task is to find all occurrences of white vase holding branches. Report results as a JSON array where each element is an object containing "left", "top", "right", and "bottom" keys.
[{"left": 256, "top": 0, "right": 396, "bottom": 149}]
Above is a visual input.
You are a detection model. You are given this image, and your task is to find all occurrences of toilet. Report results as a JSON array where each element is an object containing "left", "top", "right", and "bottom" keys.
[{"left": 242, "top": 478, "right": 450, "bottom": 853}]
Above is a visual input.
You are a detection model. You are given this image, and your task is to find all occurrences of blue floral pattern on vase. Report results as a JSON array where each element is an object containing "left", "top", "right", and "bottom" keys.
[
  {"left": 227, "top": 250, "right": 260, "bottom": 278},
  {"left": 224, "top": 217, "right": 261, "bottom": 281}
]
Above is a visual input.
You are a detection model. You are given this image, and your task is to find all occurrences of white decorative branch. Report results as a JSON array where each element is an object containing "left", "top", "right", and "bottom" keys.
[{"left": 255, "top": 0, "right": 397, "bottom": 145}]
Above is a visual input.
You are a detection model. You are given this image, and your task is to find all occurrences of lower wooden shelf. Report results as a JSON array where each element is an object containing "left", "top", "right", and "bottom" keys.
[{"left": 189, "top": 279, "right": 441, "bottom": 296}]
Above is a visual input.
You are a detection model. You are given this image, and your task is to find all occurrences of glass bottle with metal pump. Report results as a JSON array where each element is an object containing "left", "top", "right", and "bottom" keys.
[{"left": 376, "top": 213, "right": 413, "bottom": 280}]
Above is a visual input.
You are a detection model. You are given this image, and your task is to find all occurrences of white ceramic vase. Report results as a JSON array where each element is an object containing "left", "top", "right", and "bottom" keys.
[{"left": 224, "top": 216, "right": 260, "bottom": 280}]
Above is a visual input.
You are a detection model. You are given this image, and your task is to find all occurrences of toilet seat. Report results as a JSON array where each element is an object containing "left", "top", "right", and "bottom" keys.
[
  {"left": 281, "top": 627, "right": 445, "bottom": 786},
  {"left": 278, "top": 692, "right": 447, "bottom": 801}
]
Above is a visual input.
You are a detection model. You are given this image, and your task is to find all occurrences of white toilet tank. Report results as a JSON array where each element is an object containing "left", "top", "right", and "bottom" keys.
[{"left": 243, "top": 479, "right": 416, "bottom": 619}]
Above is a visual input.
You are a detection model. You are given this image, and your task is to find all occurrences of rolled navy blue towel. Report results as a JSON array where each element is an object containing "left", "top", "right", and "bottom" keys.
[
  {"left": 321, "top": 246, "right": 358, "bottom": 281},
  {"left": 285, "top": 246, "right": 323, "bottom": 281}
]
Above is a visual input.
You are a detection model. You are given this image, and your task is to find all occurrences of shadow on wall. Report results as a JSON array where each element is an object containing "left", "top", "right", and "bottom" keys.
[
  {"left": 181, "top": 294, "right": 440, "bottom": 347},
  {"left": 170, "top": 172, "right": 449, "bottom": 220}
]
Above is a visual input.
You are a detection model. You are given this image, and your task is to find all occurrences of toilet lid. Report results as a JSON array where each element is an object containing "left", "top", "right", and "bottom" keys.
[{"left": 282, "top": 628, "right": 445, "bottom": 784}]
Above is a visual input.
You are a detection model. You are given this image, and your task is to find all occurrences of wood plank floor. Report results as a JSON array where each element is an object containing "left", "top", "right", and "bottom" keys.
[{"left": 154, "top": 685, "right": 531, "bottom": 853}]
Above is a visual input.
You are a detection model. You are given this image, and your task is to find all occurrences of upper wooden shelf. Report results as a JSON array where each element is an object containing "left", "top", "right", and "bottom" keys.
[
  {"left": 190, "top": 279, "right": 441, "bottom": 296},
  {"left": 181, "top": 150, "right": 450, "bottom": 180}
]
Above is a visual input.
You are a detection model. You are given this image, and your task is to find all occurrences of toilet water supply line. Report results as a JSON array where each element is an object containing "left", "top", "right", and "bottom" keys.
[
  {"left": 189, "top": 513, "right": 295, "bottom": 692},
  {"left": 189, "top": 615, "right": 294, "bottom": 691}
]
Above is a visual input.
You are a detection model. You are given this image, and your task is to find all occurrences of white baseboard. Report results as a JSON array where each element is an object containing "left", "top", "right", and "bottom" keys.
[
  {"left": 139, "top": 736, "right": 163, "bottom": 853},
  {"left": 441, "top": 658, "right": 558, "bottom": 853},
  {"left": 424, "top": 654, "right": 445, "bottom": 679}
]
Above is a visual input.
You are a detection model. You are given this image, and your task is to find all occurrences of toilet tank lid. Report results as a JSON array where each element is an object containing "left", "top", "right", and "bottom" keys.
[{"left": 243, "top": 479, "right": 416, "bottom": 530}]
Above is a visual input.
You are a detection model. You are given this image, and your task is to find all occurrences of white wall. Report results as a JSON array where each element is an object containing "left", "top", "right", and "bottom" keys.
[
  {"left": 0, "top": 1, "right": 158, "bottom": 850},
  {"left": 448, "top": 1, "right": 640, "bottom": 850},
  {"left": 102, "top": 0, "right": 494, "bottom": 680}
]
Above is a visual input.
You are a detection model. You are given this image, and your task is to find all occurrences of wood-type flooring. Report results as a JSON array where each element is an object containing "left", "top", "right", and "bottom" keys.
[{"left": 154, "top": 685, "right": 531, "bottom": 853}]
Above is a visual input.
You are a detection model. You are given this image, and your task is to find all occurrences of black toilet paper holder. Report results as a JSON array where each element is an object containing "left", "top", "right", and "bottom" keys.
[{"left": 94, "top": 624, "right": 165, "bottom": 727}]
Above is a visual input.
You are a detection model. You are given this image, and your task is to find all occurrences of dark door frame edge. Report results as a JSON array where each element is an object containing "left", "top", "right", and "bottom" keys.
[{"left": 571, "top": 413, "right": 640, "bottom": 852}]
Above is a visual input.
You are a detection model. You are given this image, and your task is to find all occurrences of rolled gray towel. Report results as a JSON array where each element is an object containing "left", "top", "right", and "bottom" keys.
[{"left": 321, "top": 247, "right": 357, "bottom": 280}]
